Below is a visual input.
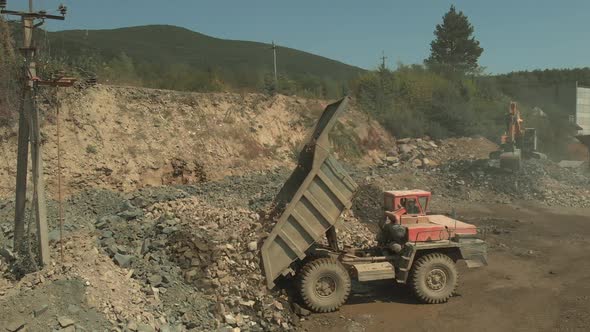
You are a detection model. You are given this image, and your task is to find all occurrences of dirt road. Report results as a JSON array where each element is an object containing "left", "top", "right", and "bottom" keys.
[{"left": 302, "top": 202, "right": 590, "bottom": 332}]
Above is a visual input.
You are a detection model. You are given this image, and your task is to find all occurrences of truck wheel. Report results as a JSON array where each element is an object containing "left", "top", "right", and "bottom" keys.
[
  {"left": 299, "top": 257, "right": 351, "bottom": 313},
  {"left": 410, "top": 253, "right": 458, "bottom": 304}
]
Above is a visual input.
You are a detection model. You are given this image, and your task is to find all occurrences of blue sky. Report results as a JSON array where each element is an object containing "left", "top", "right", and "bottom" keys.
[{"left": 7, "top": 0, "right": 590, "bottom": 73}]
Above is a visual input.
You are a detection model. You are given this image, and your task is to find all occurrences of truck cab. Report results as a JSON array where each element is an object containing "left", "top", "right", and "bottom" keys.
[
  {"left": 383, "top": 190, "right": 430, "bottom": 221},
  {"left": 382, "top": 190, "right": 478, "bottom": 243}
]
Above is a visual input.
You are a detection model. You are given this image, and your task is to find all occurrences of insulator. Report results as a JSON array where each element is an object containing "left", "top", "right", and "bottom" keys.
[
  {"left": 0, "top": 0, "right": 7, "bottom": 9},
  {"left": 58, "top": 4, "right": 67, "bottom": 15}
]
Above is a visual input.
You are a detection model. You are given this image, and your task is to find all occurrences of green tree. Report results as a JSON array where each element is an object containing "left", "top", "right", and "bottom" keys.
[
  {"left": 262, "top": 72, "right": 277, "bottom": 95},
  {"left": 426, "top": 5, "right": 483, "bottom": 74},
  {"left": 99, "top": 52, "right": 141, "bottom": 86}
]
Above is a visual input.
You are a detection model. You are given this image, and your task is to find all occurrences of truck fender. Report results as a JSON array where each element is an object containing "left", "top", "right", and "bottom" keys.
[{"left": 458, "top": 238, "right": 488, "bottom": 268}]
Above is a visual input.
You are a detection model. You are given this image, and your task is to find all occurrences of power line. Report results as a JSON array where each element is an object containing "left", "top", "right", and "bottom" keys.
[{"left": 380, "top": 51, "right": 388, "bottom": 68}]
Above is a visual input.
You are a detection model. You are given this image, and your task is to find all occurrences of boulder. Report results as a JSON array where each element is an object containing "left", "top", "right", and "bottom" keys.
[
  {"left": 385, "top": 156, "right": 399, "bottom": 164},
  {"left": 292, "top": 303, "right": 311, "bottom": 317},
  {"left": 397, "top": 138, "right": 411, "bottom": 144},
  {"left": 58, "top": 316, "right": 75, "bottom": 328},
  {"left": 399, "top": 144, "right": 413, "bottom": 154},
  {"left": 148, "top": 274, "right": 163, "bottom": 287},
  {"left": 136, "top": 323, "right": 156, "bottom": 332},
  {"left": 247, "top": 242, "right": 257, "bottom": 252},
  {"left": 118, "top": 208, "right": 144, "bottom": 220},
  {"left": 224, "top": 314, "right": 237, "bottom": 325},
  {"left": 411, "top": 158, "right": 423, "bottom": 168},
  {"left": 114, "top": 253, "right": 135, "bottom": 268},
  {"left": 5, "top": 318, "right": 26, "bottom": 332},
  {"left": 48, "top": 229, "right": 61, "bottom": 244}
]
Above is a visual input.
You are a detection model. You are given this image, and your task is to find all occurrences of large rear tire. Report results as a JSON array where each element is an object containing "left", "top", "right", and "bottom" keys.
[
  {"left": 410, "top": 253, "right": 458, "bottom": 304},
  {"left": 299, "top": 257, "right": 351, "bottom": 313}
]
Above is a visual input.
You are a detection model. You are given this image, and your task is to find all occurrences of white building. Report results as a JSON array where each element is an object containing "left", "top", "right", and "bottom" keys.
[{"left": 576, "top": 85, "right": 590, "bottom": 135}]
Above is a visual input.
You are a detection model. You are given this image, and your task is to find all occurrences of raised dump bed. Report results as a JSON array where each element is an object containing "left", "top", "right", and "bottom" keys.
[{"left": 261, "top": 97, "right": 357, "bottom": 288}]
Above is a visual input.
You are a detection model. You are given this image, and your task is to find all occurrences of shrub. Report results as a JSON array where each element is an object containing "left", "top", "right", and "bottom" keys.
[{"left": 86, "top": 145, "right": 98, "bottom": 154}]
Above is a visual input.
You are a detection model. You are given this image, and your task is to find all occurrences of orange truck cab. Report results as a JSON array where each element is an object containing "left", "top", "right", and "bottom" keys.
[{"left": 383, "top": 190, "right": 477, "bottom": 242}]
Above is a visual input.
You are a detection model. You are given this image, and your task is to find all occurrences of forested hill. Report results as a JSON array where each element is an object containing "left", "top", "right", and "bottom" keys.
[
  {"left": 41, "top": 24, "right": 365, "bottom": 96},
  {"left": 492, "top": 68, "right": 590, "bottom": 113}
]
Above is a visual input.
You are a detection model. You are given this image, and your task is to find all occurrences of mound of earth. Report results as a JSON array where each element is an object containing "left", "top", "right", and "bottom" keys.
[{"left": 0, "top": 85, "right": 392, "bottom": 198}]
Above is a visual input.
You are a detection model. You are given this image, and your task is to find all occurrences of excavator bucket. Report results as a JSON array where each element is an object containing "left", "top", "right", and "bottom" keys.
[{"left": 500, "top": 149, "right": 521, "bottom": 170}]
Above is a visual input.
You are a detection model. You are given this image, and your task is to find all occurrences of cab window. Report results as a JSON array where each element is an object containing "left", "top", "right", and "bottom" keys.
[
  {"left": 384, "top": 197, "right": 394, "bottom": 211},
  {"left": 404, "top": 198, "right": 420, "bottom": 214},
  {"left": 418, "top": 196, "right": 428, "bottom": 212}
]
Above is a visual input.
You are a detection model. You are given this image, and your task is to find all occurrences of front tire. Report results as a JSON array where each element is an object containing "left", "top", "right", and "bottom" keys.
[
  {"left": 410, "top": 253, "right": 458, "bottom": 304},
  {"left": 299, "top": 257, "right": 351, "bottom": 313}
]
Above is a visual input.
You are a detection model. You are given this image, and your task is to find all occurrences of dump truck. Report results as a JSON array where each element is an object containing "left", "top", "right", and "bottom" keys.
[{"left": 261, "top": 97, "right": 487, "bottom": 313}]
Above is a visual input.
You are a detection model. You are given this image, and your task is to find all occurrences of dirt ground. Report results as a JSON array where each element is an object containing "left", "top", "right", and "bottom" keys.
[{"left": 302, "top": 201, "right": 590, "bottom": 332}]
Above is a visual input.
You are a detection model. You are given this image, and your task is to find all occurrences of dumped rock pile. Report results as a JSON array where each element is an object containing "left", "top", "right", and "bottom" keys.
[
  {"left": 434, "top": 158, "right": 590, "bottom": 207},
  {"left": 148, "top": 197, "right": 294, "bottom": 331},
  {"left": 95, "top": 200, "right": 216, "bottom": 331},
  {"left": 93, "top": 192, "right": 376, "bottom": 331},
  {"left": 355, "top": 138, "right": 590, "bottom": 215},
  {"left": 378, "top": 136, "right": 497, "bottom": 169}
]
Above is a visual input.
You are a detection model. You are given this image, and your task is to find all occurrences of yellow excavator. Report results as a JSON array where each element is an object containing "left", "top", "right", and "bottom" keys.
[{"left": 489, "top": 102, "right": 545, "bottom": 170}]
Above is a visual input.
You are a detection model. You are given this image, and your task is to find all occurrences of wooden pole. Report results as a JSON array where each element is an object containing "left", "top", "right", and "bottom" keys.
[
  {"left": 24, "top": 15, "right": 49, "bottom": 265},
  {"left": 30, "top": 92, "right": 50, "bottom": 265},
  {"left": 13, "top": 90, "right": 29, "bottom": 252},
  {"left": 13, "top": 16, "right": 35, "bottom": 254},
  {"left": 272, "top": 41, "right": 278, "bottom": 91}
]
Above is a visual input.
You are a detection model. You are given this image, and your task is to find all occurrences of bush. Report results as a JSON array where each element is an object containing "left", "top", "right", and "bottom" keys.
[
  {"left": 86, "top": 145, "right": 98, "bottom": 154},
  {"left": 329, "top": 122, "right": 363, "bottom": 159},
  {"left": 354, "top": 64, "right": 505, "bottom": 140}
]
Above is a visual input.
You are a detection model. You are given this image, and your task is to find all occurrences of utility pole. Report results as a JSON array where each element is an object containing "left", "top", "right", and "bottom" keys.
[
  {"left": 380, "top": 51, "right": 388, "bottom": 69},
  {"left": 1, "top": 0, "right": 70, "bottom": 266},
  {"left": 270, "top": 41, "right": 278, "bottom": 91},
  {"left": 377, "top": 51, "right": 388, "bottom": 116}
]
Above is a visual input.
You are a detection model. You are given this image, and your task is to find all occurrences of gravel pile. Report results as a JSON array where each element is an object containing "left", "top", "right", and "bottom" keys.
[
  {"left": 377, "top": 136, "right": 497, "bottom": 169},
  {"left": 92, "top": 177, "right": 378, "bottom": 331},
  {"left": 434, "top": 158, "right": 590, "bottom": 207},
  {"left": 147, "top": 197, "right": 293, "bottom": 331}
]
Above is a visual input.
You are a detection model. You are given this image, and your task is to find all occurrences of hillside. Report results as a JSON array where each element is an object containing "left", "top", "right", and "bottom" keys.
[
  {"left": 37, "top": 25, "right": 365, "bottom": 96},
  {"left": 0, "top": 85, "right": 391, "bottom": 198}
]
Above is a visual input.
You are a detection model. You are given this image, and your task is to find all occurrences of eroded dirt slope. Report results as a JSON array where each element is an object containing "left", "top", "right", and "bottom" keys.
[{"left": 0, "top": 85, "right": 391, "bottom": 198}]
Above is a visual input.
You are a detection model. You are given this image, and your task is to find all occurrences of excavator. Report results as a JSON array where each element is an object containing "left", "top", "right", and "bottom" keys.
[{"left": 489, "top": 101, "right": 545, "bottom": 170}]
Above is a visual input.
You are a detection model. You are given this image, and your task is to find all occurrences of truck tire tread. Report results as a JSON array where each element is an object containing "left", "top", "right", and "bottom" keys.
[
  {"left": 299, "top": 257, "right": 351, "bottom": 313},
  {"left": 410, "top": 253, "right": 458, "bottom": 304}
]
